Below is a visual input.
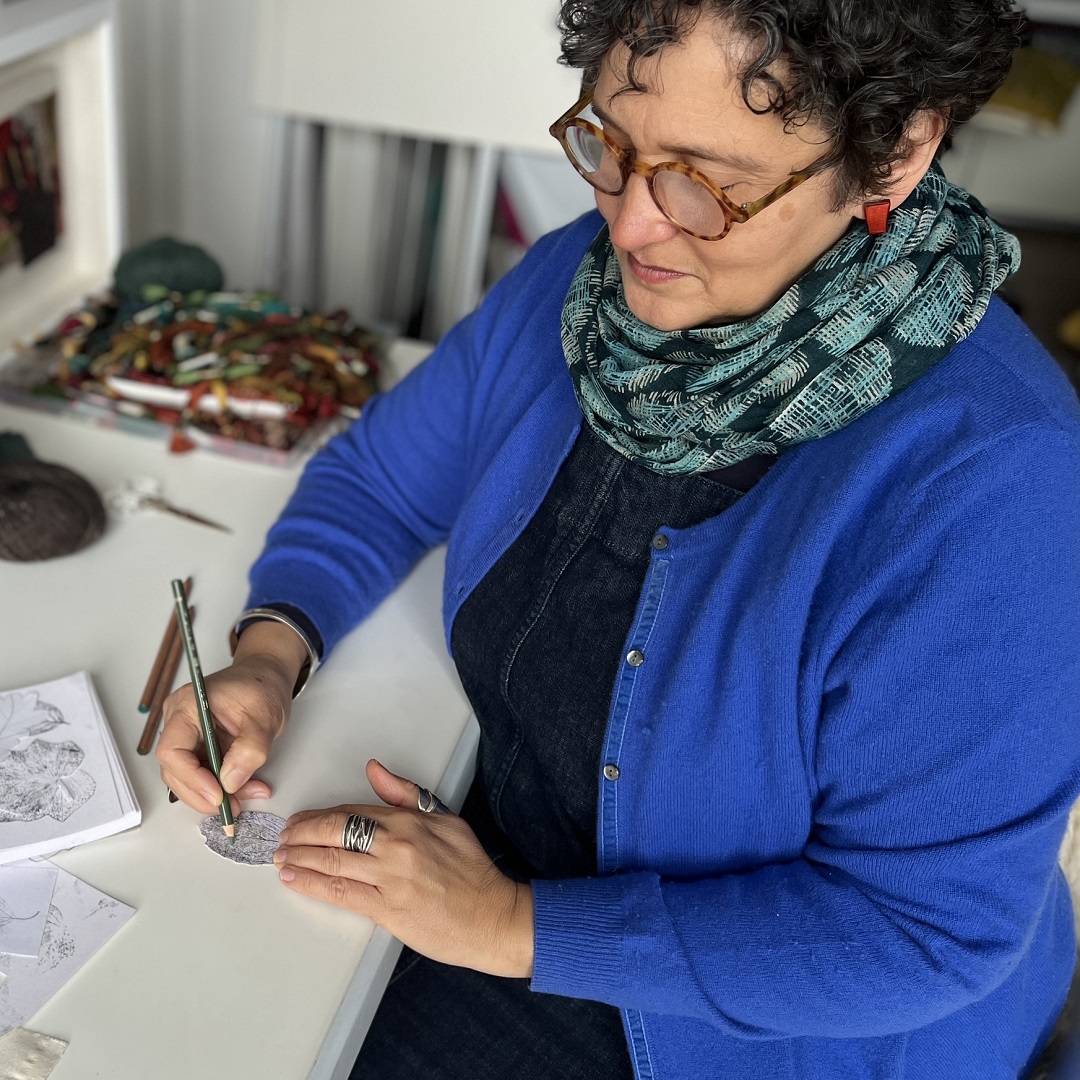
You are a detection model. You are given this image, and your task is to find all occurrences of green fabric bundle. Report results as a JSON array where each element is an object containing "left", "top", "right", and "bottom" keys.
[{"left": 114, "top": 237, "right": 224, "bottom": 301}]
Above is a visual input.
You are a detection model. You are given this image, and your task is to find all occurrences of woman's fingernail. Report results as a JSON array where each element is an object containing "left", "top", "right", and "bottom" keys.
[
  {"left": 278, "top": 829, "right": 290, "bottom": 843},
  {"left": 273, "top": 849, "right": 285, "bottom": 865},
  {"left": 251, "top": 790, "right": 270, "bottom": 800},
  {"left": 220, "top": 768, "right": 240, "bottom": 793},
  {"left": 279, "top": 867, "right": 295, "bottom": 882}
]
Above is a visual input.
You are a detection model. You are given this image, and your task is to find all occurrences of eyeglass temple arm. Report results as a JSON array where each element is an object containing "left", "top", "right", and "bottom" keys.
[
  {"left": 549, "top": 88, "right": 595, "bottom": 137},
  {"left": 735, "top": 172, "right": 813, "bottom": 220},
  {"left": 738, "top": 146, "right": 838, "bottom": 219}
]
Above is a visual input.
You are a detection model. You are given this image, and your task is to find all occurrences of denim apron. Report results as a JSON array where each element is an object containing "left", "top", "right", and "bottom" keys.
[{"left": 352, "top": 425, "right": 770, "bottom": 1079}]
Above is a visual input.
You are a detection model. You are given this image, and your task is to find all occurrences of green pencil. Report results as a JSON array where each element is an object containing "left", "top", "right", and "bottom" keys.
[{"left": 171, "top": 578, "right": 235, "bottom": 840}]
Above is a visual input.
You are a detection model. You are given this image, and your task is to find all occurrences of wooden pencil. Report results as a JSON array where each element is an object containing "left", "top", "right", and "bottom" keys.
[
  {"left": 138, "top": 576, "right": 191, "bottom": 712},
  {"left": 136, "top": 604, "right": 192, "bottom": 755},
  {"left": 171, "top": 579, "right": 235, "bottom": 839}
]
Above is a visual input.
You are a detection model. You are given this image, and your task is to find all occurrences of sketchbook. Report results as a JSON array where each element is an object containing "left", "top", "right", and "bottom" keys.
[{"left": 0, "top": 672, "right": 140, "bottom": 865}]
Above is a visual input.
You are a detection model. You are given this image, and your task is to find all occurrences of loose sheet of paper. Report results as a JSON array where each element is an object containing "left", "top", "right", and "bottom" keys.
[
  {"left": 0, "top": 866, "right": 134, "bottom": 1038},
  {"left": 0, "top": 866, "right": 57, "bottom": 958}
]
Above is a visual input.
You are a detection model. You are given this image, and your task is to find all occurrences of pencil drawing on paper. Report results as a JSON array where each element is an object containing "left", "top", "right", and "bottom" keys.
[
  {"left": 0, "top": 896, "right": 38, "bottom": 932},
  {"left": 200, "top": 810, "right": 287, "bottom": 865},
  {"left": 36, "top": 905, "right": 76, "bottom": 972},
  {"left": 0, "top": 739, "right": 96, "bottom": 823},
  {"left": 0, "top": 690, "right": 65, "bottom": 759},
  {"left": 90, "top": 897, "right": 127, "bottom": 921}
]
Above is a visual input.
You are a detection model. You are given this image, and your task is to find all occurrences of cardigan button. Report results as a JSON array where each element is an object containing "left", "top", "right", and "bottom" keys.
[
  {"left": 603, "top": 763, "right": 620, "bottom": 781},
  {"left": 651, "top": 533, "right": 669, "bottom": 550},
  {"left": 626, "top": 649, "right": 645, "bottom": 667}
]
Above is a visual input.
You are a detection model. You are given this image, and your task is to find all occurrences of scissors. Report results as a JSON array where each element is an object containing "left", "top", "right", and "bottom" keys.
[{"left": 105, "top": 476, "right": 232, "bottom": 533}]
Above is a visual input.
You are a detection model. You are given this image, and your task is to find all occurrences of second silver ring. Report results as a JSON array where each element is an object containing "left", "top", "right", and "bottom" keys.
[
  {"left": 417, "top": 786, "right": 450, "bottom": 815},
  {"left": 341, "top": 813, "right": 378, "bottom": 854}
]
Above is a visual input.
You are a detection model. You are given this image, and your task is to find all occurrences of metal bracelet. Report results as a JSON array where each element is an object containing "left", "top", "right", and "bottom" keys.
[{"left": 230, "top": 606, "right": 321, "bottom": 698}]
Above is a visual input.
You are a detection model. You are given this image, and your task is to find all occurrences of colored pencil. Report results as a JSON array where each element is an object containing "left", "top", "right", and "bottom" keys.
[
  {"left": 170, "top": 579, "right": 235, "bottom": 839},
  {"left": 136, "top": 604, "right": 193, "bottom": 755},
  {"left": 138, "top": 577, "right": 191, "bottom": 712}
]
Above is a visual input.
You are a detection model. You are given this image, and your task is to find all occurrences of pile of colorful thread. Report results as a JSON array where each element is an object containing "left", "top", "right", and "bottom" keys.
[{"left": 21, "top": 288, "right": 382, "bottom": 454}]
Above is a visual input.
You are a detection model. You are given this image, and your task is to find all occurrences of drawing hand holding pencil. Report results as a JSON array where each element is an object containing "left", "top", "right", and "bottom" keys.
[{"left": 155, "top": 597, "right": 300, "bottom": 819}]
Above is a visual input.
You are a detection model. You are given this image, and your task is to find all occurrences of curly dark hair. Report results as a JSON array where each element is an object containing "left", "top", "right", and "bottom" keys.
[{"left": 557, "top": 0, "right": 1025, "bottom": 206}]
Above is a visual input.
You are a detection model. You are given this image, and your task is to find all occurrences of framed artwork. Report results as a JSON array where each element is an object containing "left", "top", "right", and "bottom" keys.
[
  {"left": 0, "top": 88, "right": 62, "bottom": 272},
  {"left": 0, "top": 3, "right": 122, "bottom": 360}
]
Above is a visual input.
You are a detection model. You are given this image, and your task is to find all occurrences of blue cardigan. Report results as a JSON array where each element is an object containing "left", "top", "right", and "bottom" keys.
[{"left": 248, "top": 212, "right": 1080, "bottom": 1079}]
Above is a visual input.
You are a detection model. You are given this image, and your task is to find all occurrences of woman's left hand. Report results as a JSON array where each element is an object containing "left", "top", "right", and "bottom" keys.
[{"left": 274, "top": 759, "right": 534, "bottom": 978}]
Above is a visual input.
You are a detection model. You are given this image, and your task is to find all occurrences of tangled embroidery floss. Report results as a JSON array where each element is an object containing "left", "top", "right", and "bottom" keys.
[{"left": 2, "top": 287, "right": 384, "bottom": 461}]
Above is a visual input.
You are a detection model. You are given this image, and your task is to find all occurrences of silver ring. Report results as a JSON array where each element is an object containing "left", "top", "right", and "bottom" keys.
[
  {"left": 417, "top": 787, "right": 450, "bottom": 815},
  {"left": 341, "top": 814, "right": 378, "bottom": 853}
]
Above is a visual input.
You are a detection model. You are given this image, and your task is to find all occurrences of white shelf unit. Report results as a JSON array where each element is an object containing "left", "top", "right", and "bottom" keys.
[{"left": 0, "top": 0, "right": 123, "bottom": 354}]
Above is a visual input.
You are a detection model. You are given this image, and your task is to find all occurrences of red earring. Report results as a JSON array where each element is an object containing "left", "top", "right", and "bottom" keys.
[{"left": 864, "top": 199, "right": 891, "bottom": 236}]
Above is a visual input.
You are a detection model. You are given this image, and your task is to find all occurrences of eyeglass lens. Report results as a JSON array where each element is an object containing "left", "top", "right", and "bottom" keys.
[{"left": 563, "top": 124, "right": 728, "bottom": 238}]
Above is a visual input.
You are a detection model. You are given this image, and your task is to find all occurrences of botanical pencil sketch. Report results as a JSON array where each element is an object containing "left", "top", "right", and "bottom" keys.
[
  {"left": 0, "top": 672, "right": 139, "bottom": 864},
  {"left": 0, "top": 897, "right": 38, "bottom": 931},
  {"left": 0, "top": 893, "right": 41, "bottom": 958},
  {"left": 199, "top": 811, "right": 287, "bottom": 865},
  {"left": 0, "top": 865, "right": 56, "bottom": 958},
  {"left": 0, "top": 739, "right": 96, "bottom": 823},
  {"left": 0, "top": 869, "right": 135, "bottom": 1040},
  {"left": 0, "top": 691, "right": 65, "bottom": 760},
  {"left": 37, "top": 904, "right": 76, "bottom": 972}
]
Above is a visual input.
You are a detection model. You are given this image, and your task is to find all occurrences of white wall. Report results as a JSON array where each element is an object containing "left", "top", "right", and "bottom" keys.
[
  {"left": 116, "top": 0, "right": 276, "bottom": 290},
  {"left": 111, "top": 1, "right": 1080, "bottom": 311},
  {"left": 253, "top": 0, "right": 579, "bottom": 153},
  {"left": 113, "top": 0, "right": 588, "bottom": 307}
]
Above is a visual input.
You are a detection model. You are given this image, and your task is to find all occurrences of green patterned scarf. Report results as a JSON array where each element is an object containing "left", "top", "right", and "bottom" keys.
[{"left": 561, "top": 166, "right": 1020, "bottom": 474}]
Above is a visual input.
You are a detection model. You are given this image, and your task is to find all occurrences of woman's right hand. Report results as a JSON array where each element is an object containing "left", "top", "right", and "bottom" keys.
[{"left": 155, "top": 621, "right": 308, "bottom": 814}]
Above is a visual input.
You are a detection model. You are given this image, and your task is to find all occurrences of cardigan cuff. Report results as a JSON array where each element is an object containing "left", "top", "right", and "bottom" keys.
[
  {"left": 530, "top": 874, "right": 632, "bottom": 1002},
  {"left": 247, "top": 555, "right": 377, "bottom": 657}
]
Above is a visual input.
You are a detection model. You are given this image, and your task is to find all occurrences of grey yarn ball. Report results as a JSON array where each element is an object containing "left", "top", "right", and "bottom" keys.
[{"left": 0, "top": 460, "right": 105, "bottom": 561}]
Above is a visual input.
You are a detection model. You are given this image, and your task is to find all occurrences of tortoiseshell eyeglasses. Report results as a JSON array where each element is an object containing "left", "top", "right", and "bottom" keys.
[{"left": 549, "top": 89, "right": 815, "bottom": 241}]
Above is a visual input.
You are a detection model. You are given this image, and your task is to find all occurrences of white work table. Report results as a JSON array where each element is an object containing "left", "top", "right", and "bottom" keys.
[{"left": 0, "top": 340, "right": 478, "bottom": 1079}]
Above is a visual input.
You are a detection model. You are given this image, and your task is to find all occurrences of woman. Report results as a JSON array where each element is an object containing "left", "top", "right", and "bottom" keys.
[{"left": 159, "top": 2, "right": 1080, "bottom": 1077}]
